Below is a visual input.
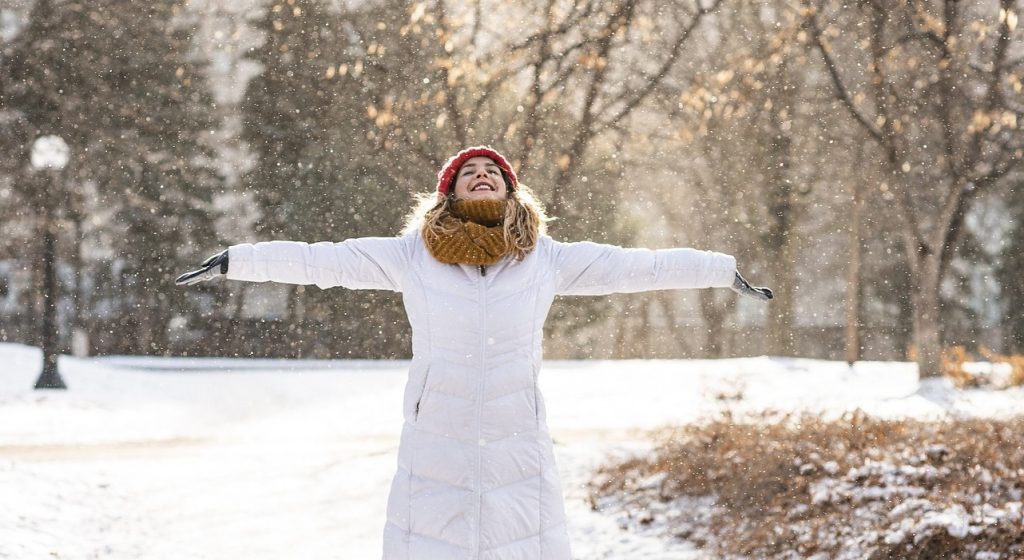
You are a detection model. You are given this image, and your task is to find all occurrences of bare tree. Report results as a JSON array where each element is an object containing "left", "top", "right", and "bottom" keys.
[
  {"left": 352, "top": 0, "right": 728, "bottom": 356},
  {"left": 804, "top": 0, "right": 1024, "bottom": 376},
  {"left": 654, "top": 3, "right": 812, "bottom": 357}
]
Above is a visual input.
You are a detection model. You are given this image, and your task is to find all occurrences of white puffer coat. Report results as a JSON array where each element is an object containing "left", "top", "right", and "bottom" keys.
[{"left": 226, "top": 231, "right": 736, "bottom": 559}]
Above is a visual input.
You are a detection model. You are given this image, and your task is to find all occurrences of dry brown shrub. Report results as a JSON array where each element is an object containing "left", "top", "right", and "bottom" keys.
[
  {"left": 980, "top": 346, "right": 1024, "bottom": 388},
  {"left": 589, "top": 412, "right": 1024, "bottom": 559},
  {"left": 942, "top": 345, "right": 1024, "bottom": 389},
  {"left": 942, "top": 346, "right": 974, "bottom": 388}
]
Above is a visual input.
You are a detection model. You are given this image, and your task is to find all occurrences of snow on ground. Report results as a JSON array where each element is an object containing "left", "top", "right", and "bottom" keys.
[{"left": 2, "top": 342, "right": 1023, "bottom": 559}]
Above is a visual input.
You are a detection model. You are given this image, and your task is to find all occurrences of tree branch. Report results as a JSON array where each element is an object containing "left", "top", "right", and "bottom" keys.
[
  {"left": 476, "top": 0, "right": 596, "bottom": 65},
  {"left": 551, "top": 0, "right": 638, "bottom": 216},
  {"left": 802, "top": 1, "right": 884, "bottom": 142},
  {"left": 517, "top": 0, "right": 558, "bottom": 170},
  {"left": 867, "top": 2, "right": 926, "bottom": 275},
  {"left": 433, "top": 0, "right": 467, "bottom": 147},
  {"left": 965, "top": 0, "right": 1014, "bottom": 172},
  {"left": 935, "top": 181, "right": 977, "bottom": 279},
  {"left": 935, "top": 0, "right": 960, "bottom": 177},
  {"left": 596, "top": 0, "right": 723, "bottom": 132}
]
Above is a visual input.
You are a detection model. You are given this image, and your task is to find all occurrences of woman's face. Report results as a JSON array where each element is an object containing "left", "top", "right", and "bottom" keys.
[{"left": 452, "top": 156, "right": 508, "bottom": 201}]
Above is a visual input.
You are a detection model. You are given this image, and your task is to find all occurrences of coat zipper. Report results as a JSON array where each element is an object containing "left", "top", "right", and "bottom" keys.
[{"left": 475, "top": 264, "right": 487, "bottom": 556}]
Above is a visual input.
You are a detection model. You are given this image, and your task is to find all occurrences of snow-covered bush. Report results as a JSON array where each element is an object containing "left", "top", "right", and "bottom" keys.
[{"left": 589, "top": 412, "right": 1024, "bottom": 559}]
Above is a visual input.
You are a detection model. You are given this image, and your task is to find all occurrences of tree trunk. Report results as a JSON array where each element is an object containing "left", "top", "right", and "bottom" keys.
[
  {"left": 766, "top": 227, "right": 798, "bottom": 356},
  {"left": 613, "top": 302, "right": 631, "bottom": 358},
  {"left": 845, "top": 183, "right": 863, "bottom": 365},
  {"left": 699, "top": 290, "right": 728, "bottom": 358},
  {"left": 762, "top": 90, "right": 798, "bottom": 357},
  {"left": 911, "top": 262, "right": 943, "bottom": 378},
  {"left": 652, "top": 291, "right": 684, "bottom": 357},
  {"left": 639, "top": 295, "right": 653, "bottom": 357},
  {"left": 136, "top": 293, "right": 154, "bottom": 354}
]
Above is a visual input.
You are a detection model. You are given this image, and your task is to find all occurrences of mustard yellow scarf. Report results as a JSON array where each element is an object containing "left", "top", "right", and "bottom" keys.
[{"left": 423, "top": 199, "right": 510, "bottom": 266}]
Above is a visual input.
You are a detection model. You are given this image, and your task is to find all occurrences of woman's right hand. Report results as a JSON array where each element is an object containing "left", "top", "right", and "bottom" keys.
[{"left": 175, "top": 249, "right": 229, "bottom": 286}]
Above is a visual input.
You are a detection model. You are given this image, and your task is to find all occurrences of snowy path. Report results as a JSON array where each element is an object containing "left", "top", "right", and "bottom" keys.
[{"left": 3, "top": 343, "right": 1021, "bottom": 559}]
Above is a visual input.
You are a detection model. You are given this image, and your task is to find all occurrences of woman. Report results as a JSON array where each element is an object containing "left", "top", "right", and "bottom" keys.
[{"left": 176, "top": 146, "right": 772, "bottom": 560}]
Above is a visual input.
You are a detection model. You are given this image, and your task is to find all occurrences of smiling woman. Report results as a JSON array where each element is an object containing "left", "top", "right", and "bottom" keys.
[
  {"left": 408, "top": 148, "right": 544, "bottom": 270},
  {"left": 174, "top": 145, "right": 772, "bottom": 559}
]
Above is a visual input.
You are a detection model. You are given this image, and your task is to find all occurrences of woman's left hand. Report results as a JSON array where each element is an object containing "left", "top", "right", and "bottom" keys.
[{"left": 731, "top": 271, "right": 773, "bottom": 301}]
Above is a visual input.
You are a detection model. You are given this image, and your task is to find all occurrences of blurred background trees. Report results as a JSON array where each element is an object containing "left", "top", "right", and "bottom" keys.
[
  {"left": 1, "top": 0, "right": 218, "bottom": 356},
  {"left": 804, "top": 0, "right": 1024, "bottom": 377},
  {"left": 0, "top": 0, "right": 1020, "bottom": 371}
]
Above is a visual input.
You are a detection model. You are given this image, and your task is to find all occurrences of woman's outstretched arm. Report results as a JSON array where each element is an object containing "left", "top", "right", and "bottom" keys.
[
  {"left": 175, "top": 235, "right": 414, "bottom": 292},
  {"left": 550, "top": 239, "right": 769, "bottom": 300}
]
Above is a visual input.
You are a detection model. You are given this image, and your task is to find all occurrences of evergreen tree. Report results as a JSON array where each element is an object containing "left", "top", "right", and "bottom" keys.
[
  {"left": 1, "top": 0, "right": 220, "bottom": 354},
  {"left": 241, "top": 0, "right": 411, "bottom": 358}
]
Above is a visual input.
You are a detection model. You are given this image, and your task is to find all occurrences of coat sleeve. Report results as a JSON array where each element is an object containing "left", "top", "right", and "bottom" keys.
[
  {"left": 550, "top": 239, "right": 736, "bottom": 296},
  {"left": 225, "top": 235, "right": 411, "bottom": 292}
]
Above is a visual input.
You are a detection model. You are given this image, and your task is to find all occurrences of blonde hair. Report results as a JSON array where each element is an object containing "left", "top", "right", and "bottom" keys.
[{"left": 403, "top": 184, "right": 550, "bottom": 262}]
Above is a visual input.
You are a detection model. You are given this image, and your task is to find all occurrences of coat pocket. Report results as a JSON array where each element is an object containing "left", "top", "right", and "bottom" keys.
[{"left": 413, "top": 365, "right": 431, "bottom": 422}]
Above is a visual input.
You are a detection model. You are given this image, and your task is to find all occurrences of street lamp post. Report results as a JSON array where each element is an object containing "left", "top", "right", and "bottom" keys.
[{"left": 31, "top": 135, "right": 69, "bottom": 390}]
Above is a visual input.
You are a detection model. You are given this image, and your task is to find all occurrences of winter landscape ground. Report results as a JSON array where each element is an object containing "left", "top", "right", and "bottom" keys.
[{"left": 2, "top": 342, "right": 1023, "bottom": 559}]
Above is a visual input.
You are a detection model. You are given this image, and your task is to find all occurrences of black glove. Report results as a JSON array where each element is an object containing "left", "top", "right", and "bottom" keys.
[
  {"left": 175, "top": 250, "right": 229, "bottom": 286},
  {"left": 730, "top": 271, "right": 773, "bottom": 301}
]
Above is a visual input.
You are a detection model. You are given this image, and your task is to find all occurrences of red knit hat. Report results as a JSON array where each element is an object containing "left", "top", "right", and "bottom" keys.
[{"left": 435, "top": 146, "right": 518, "bottom": 195}]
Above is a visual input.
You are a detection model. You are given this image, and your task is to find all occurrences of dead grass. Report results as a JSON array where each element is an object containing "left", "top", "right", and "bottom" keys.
[{"left": 589, "top": 412, "right": 1024, "bottom": 559}]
